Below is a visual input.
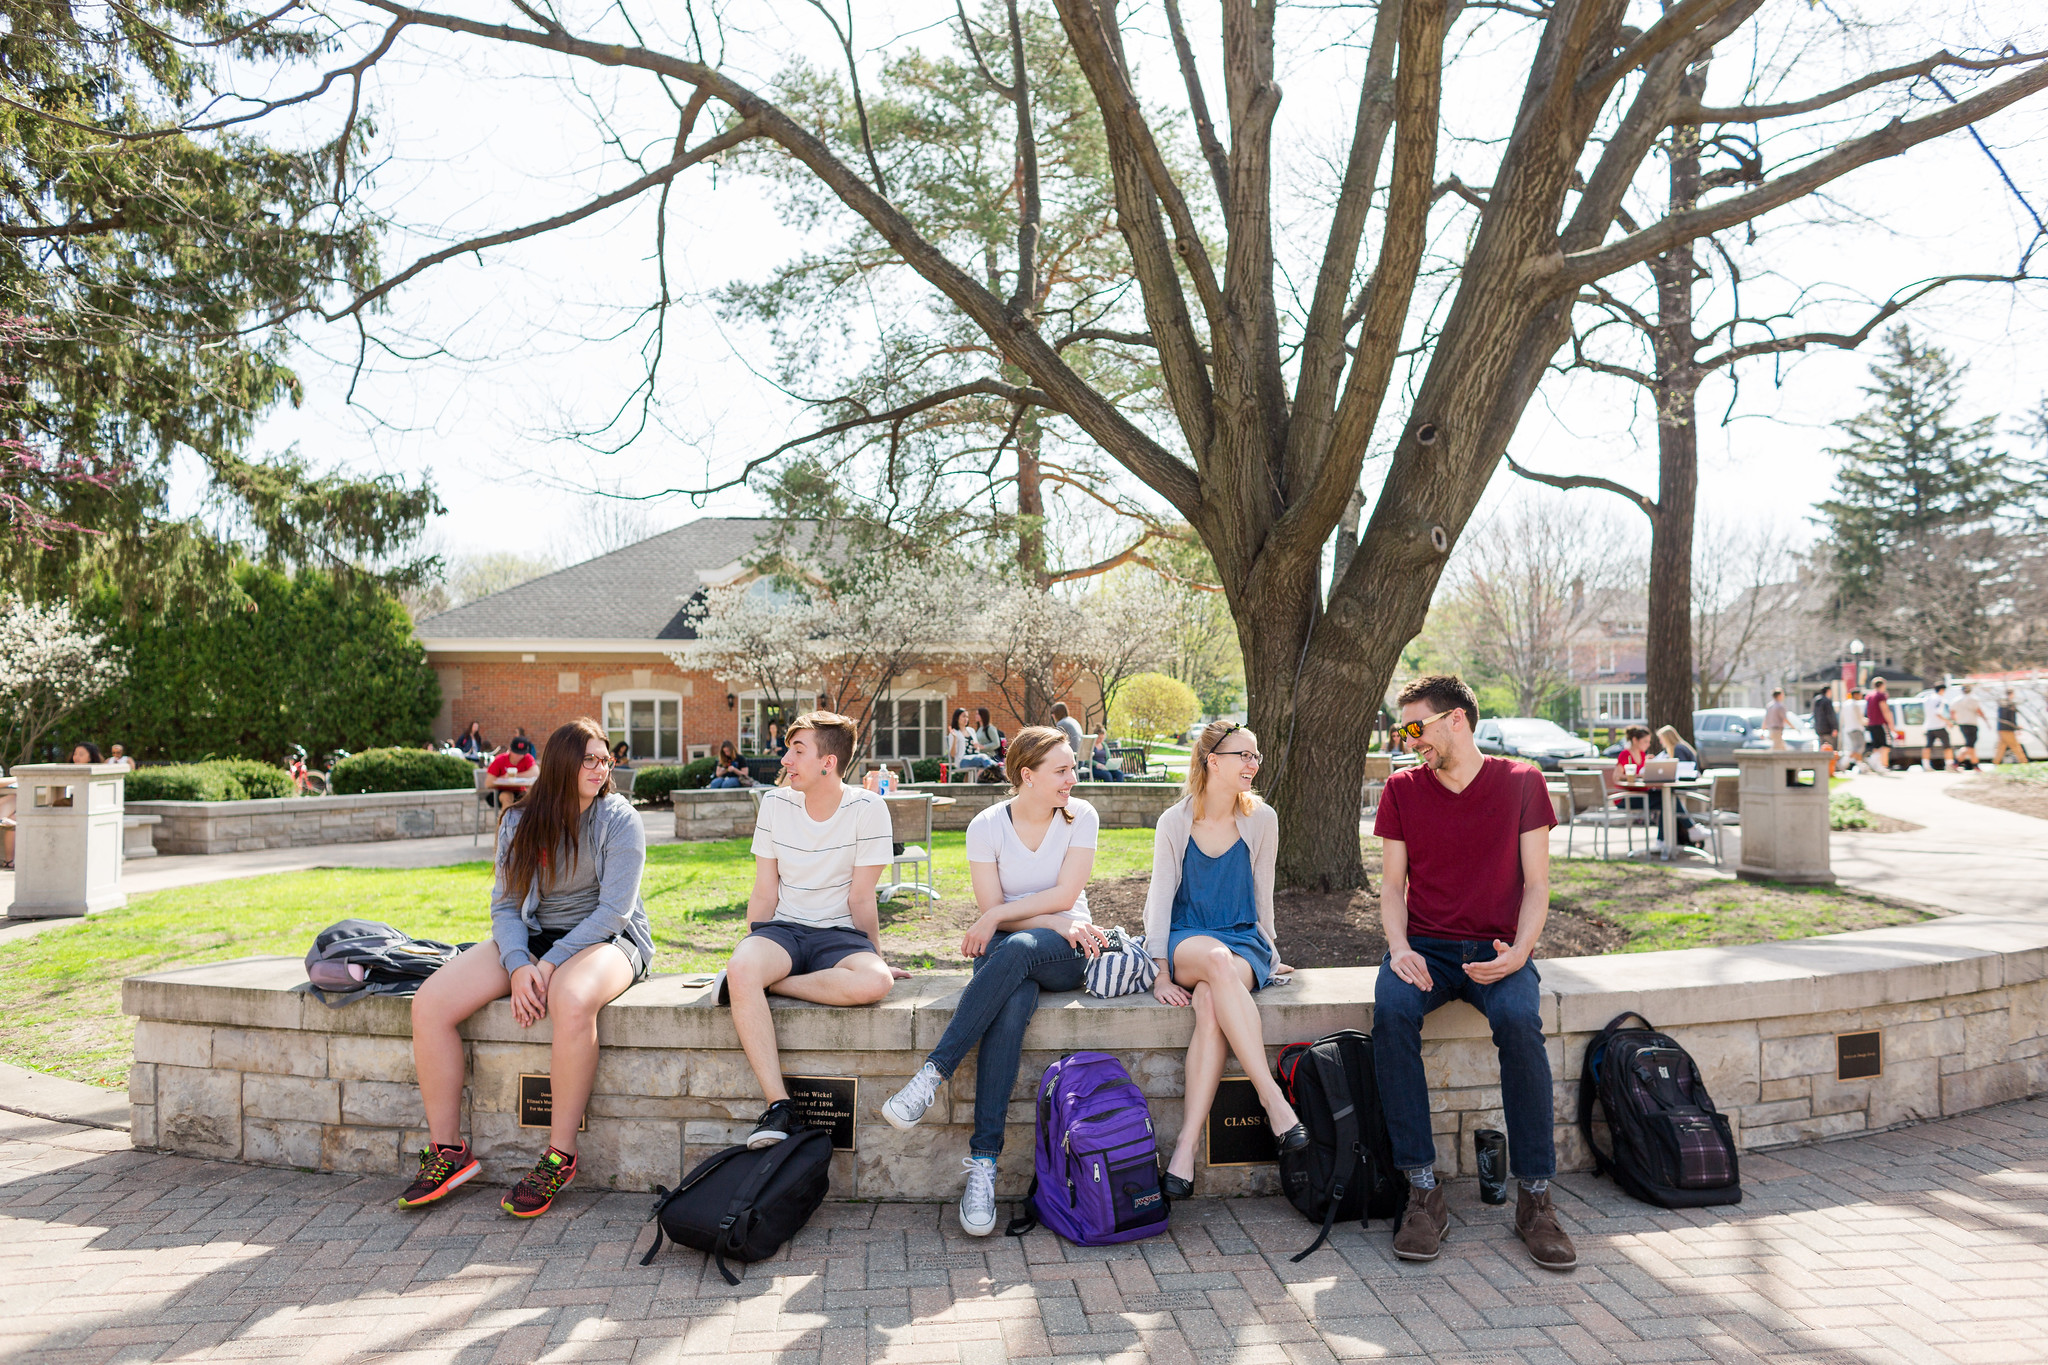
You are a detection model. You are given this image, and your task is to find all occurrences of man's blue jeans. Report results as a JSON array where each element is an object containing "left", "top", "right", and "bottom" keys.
[
  {"left": 1371, "top": 936, "right": 1555, "bottom": 1181},
  {"left": 925, "top": 927, "right": 1086, "bottom": 1158}
]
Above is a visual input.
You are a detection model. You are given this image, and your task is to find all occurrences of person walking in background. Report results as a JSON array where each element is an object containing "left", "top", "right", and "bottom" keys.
[
  {"left": 1951, "top": 684, "right": 1986, "bottom": 771},
  {"left": 1762, "top": 688, "right": 1793, "bottom": 749},
  {"left": 401, "top": 718, "right": 652, "bottom": 1219},
  {"left": 876, "top": 727, "right": 1106, "bottom": 1235},
  {"left": 1925, "top": 683, "right": 1954, "bottom": 770},
  {"left": 1147, "top": 720, "right": 1306, "bottom": 1200},
  {"left": 1810, "top": 689, "right": 1838, "bottom": 760},
  {"left": 1992, "top": 691, "right": 2028, "bottom": 765},
  {"left": 1373, "top": 674, "right": 1574, "bottom": 1271},
  {"left": 1865, "top": 680, "right": 1894, "bottom": 774}
]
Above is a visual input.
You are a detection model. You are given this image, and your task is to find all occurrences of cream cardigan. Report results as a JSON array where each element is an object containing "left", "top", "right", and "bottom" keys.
[{"left": 1142, "top": 795, "right": 1280, "bottom": 976}]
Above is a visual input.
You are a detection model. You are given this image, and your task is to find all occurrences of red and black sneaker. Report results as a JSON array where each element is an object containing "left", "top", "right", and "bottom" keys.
[
  {"left": 397, "top": 1141, "right": 479, "bottom": 1209},
  {"left": 502, "top": 1147, "right": 576, "bottom": 1218}
]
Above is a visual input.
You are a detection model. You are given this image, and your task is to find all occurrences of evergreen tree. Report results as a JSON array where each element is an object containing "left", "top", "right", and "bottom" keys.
[
  {"left": 1817, "top": 327, "right": 2024, "bottom": 671},
  {"left": 0, "top": 3, "right": 437, "bottom": 610}
]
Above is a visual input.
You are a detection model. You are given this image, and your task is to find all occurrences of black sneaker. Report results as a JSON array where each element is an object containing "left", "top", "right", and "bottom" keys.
[{"left": 748, "top": 1099, "right": 803, "bottom": 1149}]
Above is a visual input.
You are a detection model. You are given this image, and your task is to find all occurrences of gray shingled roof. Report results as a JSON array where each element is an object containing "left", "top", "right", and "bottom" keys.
[{"left": 414, "top": 517, "right": 799, "bottom": 641}]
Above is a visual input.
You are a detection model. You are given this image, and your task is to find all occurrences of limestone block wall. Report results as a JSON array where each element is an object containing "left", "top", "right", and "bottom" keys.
[
  {"left": 670, "top": 780, "right": 1182, "bottom": 842},
  {"left": 123, "top": 914, "right": 2048, "bottom": 1200},
  {"left": 128, "top": 789, "right": 479, "bottom": 854}
]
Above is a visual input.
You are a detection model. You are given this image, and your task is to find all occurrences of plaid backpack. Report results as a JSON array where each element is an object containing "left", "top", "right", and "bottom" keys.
[{"left": 1577, "top": 1011, "right": 1741, "bottom": 1208}]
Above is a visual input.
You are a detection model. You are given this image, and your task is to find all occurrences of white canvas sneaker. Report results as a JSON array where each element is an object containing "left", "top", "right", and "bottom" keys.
[
  {"left": 881, "top": 1062, "right": 945, "bottom": 1130},
  {"left": 959, "top": 1156, "right": 999, "bottom": 1236}
]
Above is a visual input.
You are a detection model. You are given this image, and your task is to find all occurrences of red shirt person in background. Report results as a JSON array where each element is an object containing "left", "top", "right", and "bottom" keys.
[
  {"left": 1865, "top": 679, "right": 1894, "bottom": 772},
  {"left": 1369, "top": 673, "right": 1575, "bottom": 1273},
  {"left": 486, "top": 749, "right": 537, "bottom": 810}
]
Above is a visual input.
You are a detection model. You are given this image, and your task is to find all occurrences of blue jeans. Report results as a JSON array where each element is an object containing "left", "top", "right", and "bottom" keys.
[
  {"left": 1372, "top": 936, "right": 1554, "bottom": 1181},
  {"left": 707, "top": 775, "right": 744, "bottom": 788},
  {"left": 956, "top": 754, "right": 996, "bottom": 770},
  {"left": 925, "top": 927, "right": 1086, "bottom": 1157},
  {"left": 1088, "top": 764, "right": 1124, "bottom": 782}
]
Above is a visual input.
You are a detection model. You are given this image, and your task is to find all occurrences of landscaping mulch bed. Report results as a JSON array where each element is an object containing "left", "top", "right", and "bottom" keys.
[{"left": 1947, "top": 771, "right": 2048, "bottom": 822}]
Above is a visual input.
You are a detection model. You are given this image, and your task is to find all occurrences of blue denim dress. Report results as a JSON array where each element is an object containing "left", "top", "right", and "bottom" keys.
[{"left": 1166, "top": 838, "right": 1273, "bottom": 990}]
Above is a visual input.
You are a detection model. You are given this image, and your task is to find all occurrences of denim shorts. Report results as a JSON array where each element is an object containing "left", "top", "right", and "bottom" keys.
[
  {"left": 746, "top": 920, "right": 879, "bottom": 975},
  {"left": 529, "top": 926, "right": 648, "bottom": 981}
]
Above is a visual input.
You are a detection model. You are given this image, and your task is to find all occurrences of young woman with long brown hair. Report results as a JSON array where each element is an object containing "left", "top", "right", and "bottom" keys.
[{"left": 398, "top": 718, "right": 654, "bottom": 1219}]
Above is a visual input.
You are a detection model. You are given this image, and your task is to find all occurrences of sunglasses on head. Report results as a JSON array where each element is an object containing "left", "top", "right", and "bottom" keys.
[{"left": 1389, "top": 708, "right": 1459, "bottom": 743}]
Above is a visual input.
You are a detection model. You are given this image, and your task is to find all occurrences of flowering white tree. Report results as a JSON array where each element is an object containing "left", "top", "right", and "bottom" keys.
[
  {"left": 972, "top": 585, "right": 1092, "bottom": 730},
  {"left": 1073, "top": 585, "right": 1170, "bottom": 734},
  {"left": 0, "top": 596, "right": 127, "bottom": 769},
  {"left": 680, "top": 581, "right": 828, "bottom": 723}
]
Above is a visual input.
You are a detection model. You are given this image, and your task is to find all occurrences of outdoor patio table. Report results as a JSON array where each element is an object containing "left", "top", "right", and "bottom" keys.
[{"left": 1609, "top": 775, "right": 1713, "bottom": 860}]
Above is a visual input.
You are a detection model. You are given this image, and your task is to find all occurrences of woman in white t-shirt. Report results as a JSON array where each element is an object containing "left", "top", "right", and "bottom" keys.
[{"left": 877, "top": 726, "right": 1108, "bottom": 1235}]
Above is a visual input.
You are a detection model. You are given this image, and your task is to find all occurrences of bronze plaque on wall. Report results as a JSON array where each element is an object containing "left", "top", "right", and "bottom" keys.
[
  {"left": 1206, "top": 1076, "right": 1279, "bottom": 1166},
  {"left": 517, "top": 1074, "right": 587, "bottom": 1131},
  {"left": 783, "top": 1074, "right": 858, "bottom": 1151},
  {"left": 1837, "top": 1031, "right": 1882, "bottom": 1081}
]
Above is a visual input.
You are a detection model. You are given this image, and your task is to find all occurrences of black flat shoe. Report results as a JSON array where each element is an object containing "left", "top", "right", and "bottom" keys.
[
  {"left": 1275, "top": 1123, "right": 1310, "bottom": 1156},
  {"left": 1161, "top": 1171, "right": 1195, "bottom": 1200}
]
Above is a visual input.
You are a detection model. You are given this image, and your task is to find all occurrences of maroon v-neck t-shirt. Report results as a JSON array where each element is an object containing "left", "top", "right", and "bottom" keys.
[{"left": 1373, "top": 756, "right": 1555, "bottom": 942}]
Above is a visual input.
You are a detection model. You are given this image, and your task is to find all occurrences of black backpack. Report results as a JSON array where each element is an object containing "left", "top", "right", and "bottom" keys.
[
  {"left": 640, "top": 1128, "right": 833, "bottom": 1283},
  {"left": 1577, "top": 1011, "right": 1741, "bottom": 1209},
  {"left": 1274, "top": 1030, "right": 1405, "bottom": 1262},
  {"left": 303, "top": 919, "right": 466, "bottom": 1005}
]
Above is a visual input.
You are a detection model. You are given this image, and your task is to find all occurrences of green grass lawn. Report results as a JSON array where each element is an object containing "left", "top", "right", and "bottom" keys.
[
  {"left": 0, "top": 831, "right": 1160, "bottom": 1088},
  {"left": 1549, "top": 859, "right": 1929, "bottom": 953}
]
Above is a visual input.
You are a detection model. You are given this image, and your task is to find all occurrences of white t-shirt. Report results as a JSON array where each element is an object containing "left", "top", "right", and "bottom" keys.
[
  {"left": 948, "top": 728, "right": 971, "bottom": 763},
  {"left": 751, "top": 784, "right": 894, "bottom": 929},
  {"left": 963, "top": 797, "right": 1098, "bottom": 923}
]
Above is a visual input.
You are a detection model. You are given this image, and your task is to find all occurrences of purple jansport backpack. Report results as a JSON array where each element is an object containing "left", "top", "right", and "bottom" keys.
[{"left": 1003, "top": 1052, "right": 1169, "bottom": 1246}]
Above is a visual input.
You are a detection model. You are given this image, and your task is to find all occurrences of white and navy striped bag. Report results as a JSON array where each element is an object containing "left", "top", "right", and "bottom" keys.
[{"left": 1084, "top": 928, "right": 1160, "bottom": 998}]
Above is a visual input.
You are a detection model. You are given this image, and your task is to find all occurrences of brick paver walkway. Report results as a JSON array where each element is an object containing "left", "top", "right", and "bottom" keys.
[{"left": 6, "top": 1098, "right": 2045, "bottom": 1365}]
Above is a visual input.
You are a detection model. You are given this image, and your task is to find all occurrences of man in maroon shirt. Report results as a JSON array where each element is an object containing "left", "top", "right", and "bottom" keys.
[{"left": 1372, "top": 674, "right": 1576, "bottom": 1271}]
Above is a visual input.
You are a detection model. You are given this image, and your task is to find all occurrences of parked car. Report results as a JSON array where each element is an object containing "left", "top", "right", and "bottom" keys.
[
  {"left": 1691, "top": 708, "right": 1817, "bottom": 766},
  {"left": 1473, "top": 717, "right": 1599, "bottom": 770}
]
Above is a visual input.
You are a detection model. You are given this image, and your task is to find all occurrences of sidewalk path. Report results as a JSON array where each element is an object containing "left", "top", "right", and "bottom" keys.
[
  {"left": 1831, "top": 769, "right": 2048, "bottom": 918},
  {"left": 4, "top": 1097, "right": 2044, "bottom": 1364},
  {"left": 0, "top": 812, "right": 680, "bottom": 947}
]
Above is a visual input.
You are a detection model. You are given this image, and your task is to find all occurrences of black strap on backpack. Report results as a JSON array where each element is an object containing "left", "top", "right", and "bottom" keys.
[
  {"left": 1291, "top": 1042, "right": 1362, "bottom": 1263},
  {"left": 1003, "top": 1175, "right": 1040, "bottom": 1238},
  {"left": 1576, "top": 1010, "right": 1655, "bottom": 1178}
]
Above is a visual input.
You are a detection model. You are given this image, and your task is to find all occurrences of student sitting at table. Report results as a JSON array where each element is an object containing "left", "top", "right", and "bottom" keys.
[
  {"left": 487, "top": 747, "right": 538, "bottom": 810},
  {"left": 1088, "top": 734, "right": 1125, "bottom": 782},
  {"left": 708, "top": 740, "right": 753, "bottom": 789}
]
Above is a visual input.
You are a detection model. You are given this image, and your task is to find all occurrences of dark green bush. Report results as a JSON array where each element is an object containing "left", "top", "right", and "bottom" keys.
[
  {"left": 330, "top": 747, "right": 476, "bottom": 795},
  {"left": 632, "top": 759, "right": 715, "bottom": 803},
  {"left": 911, "top": 757, "right": 942, "bottom": 783},
  {"left": 64, "top": 564, "right": 441, "bottom": 763},
  {"left": 126, "top": 759, "right": 294, "bottom": 802}
]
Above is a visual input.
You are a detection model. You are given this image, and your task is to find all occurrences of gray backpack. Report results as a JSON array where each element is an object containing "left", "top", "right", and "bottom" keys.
[{"left": 304, "top": 918, "right": 467, "bottom": 1005}]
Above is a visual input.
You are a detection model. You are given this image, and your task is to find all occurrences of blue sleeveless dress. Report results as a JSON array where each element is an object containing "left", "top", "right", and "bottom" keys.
[{"left": 1166, "top": 837, "right": 1273, "bottom": 991}]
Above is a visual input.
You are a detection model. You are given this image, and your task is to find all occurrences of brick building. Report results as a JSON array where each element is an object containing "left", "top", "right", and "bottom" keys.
[{"left": 413, "top": 517, "right": 1077, "bottom": 764}]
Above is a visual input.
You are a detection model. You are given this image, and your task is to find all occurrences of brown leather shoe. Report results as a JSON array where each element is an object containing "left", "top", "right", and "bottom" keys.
[
  {"left": 1391, "top": 1181, "right": 1448, "bottom": 1261},
  {"left": 1515, "top": 1185, "right": 1578, "bottom": 1271}
]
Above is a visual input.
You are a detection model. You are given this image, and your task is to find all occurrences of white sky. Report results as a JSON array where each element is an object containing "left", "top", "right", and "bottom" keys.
[{"left": 236, "top": 1, "right": 2048, "bottom": 570}]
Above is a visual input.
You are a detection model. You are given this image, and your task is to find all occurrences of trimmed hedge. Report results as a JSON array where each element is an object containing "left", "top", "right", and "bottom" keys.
[
  {"left": 330, "top": 748, "right": 476, "bottom": 795},
  {"left": 127, "top": 760, "right": 294, "bottom": 803},
  {"left": 632, "top": 758, "right": 715, "bottom": 803},
  {"left": 912, "top": 757, "right": 942, "bottom": 782}
]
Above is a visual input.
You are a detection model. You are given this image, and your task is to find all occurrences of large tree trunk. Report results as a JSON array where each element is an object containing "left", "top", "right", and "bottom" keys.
[{"left": 1642, "top": 114, "right": 1702, "bottom": 745}]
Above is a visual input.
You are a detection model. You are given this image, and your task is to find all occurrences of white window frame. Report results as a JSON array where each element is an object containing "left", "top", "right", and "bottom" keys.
[
  {"left": 870, "top": 689, "right": 949, "bottom": 762},
  {"left": 603, "top": 690, "right": 684, "bottom": 762}
]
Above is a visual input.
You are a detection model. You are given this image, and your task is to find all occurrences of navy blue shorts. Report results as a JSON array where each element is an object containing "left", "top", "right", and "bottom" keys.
[{"left": 746, "top": 920, "right": 879, "bottom": 976}]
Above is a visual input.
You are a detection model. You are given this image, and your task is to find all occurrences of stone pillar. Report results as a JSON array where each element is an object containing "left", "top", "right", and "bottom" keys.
[
  {"left": 1733, "top": 752, "right": 1833, "bottom": 885},
  {"left": 9, "top": 762, "right": 128, "bottom": 918}
]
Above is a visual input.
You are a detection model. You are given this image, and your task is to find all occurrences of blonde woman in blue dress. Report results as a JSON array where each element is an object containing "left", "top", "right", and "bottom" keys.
[{"left": 1146, "top": 720, "right": 1307, "bottom": 1197}]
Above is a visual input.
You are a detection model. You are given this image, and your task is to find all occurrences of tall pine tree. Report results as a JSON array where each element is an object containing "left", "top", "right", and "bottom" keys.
[{"left": 1818, "top": 327, "right": 2024, "bottom": 672}]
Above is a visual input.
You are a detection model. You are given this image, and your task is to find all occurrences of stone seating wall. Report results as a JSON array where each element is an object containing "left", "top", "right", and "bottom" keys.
[
  {"left": 671, "top": 780, "right": 1183, "bottom": 842},
  {"left": 128, "top": 789, "right": 480, "bottom": 854},
  {"left": 123, "top": 913, "right": 2048, "bottom": 1201}
]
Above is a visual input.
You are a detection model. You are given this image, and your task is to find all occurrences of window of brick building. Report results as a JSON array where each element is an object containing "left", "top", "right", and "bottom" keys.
[
  {"left": 604, "top": 693, "right": 681, "bottom": 761},
  {"left": 873, "top": 696, "right": 946, "bottom": 760}
]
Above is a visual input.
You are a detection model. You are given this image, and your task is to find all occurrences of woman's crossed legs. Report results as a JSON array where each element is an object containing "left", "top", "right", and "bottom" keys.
[
  {"left": 412, "top": 939, "right": 638, "bottom": 1156},
  {"left": 1163, "top": 935, "right": 1298, "bottom": 1183}
]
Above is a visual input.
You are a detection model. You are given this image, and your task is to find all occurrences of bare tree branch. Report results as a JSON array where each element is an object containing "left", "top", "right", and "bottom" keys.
[
  {"left": 1689, "top": 46, "right": 2048, "bottom": 123},
  {"left": 1004, "top": 0, "right": 1041, "bottom": 316},
  {"left": 1162, "top": 0, "right": 1232, "bottom": 210},
  {"left": 1700, "top": 273, "right": 2029, "bottom": 372},
  {"left": 953, "top": 1, "right": 1015, "bottom": 98},
  {"left": 805, "top": 0, "right": 888, "bottom": 197},
  {"left": 1502, "top": 452, "right": 1657, "bottom": 518},
  {"left": 1578, "top": 0, "right": 1746, "bottom": 104}
]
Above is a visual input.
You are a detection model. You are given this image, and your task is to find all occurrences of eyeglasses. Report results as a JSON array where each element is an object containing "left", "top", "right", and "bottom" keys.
[
  {"left": 579, "top": 755, "right": 615, "bottom": 771},
  {"left": 1389, "top": 708, "right": 1459, "bottom": 744},
  {"left": 1212, "top": 747, "right": 1263, "bottom": 765}
]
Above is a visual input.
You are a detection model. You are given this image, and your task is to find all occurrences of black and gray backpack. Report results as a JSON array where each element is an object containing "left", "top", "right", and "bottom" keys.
[
  {"left": 641, "top": 1128, "right": 833, "bottom": 1283},
  {"left": 1577, "top": 1011, "right": 1741, "bottom": 1208},
  {"left": 303, "top": 919, "right": 465, "bottom": 1004},
  {"left": 1273, "top": 1029, "right": 1406, "bottom": 1261}
]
